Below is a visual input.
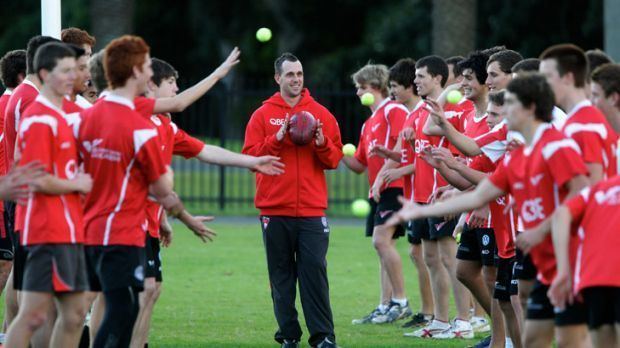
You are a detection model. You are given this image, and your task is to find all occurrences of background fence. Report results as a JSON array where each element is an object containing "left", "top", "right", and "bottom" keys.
[{"left": 171, "top": 81, "right": 372, "bottom": 217}]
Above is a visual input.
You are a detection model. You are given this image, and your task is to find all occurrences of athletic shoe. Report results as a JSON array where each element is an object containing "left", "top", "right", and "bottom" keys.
[
  {"left": 352, "top": 306, "right": 384, "bottom": 325},
  {"left": 433, "top": 318, "right": 474, "bottom": 339},
  {"left": 468, "top": 335, "right": 491, "bottom": 348},
  {"left": 505, "top": 337, "right": 514, "bottom": 348},
  {"left": 404, "top": 319, "right": 451, "bottom": 338},
  {"left": 315, "top": 338, "right": 337, "bottom": 348},
  {"left": 281, "top": 340, "right": 300, "bottom": 348},
  {"left": 371, "top": 301, "right": 412, "bottom": 324},
  {"left": 470, "top": 316, "right": 491, "bottom": 333},
  {"left": 401, "top": 312, "right": 432, "bottom": 328}
]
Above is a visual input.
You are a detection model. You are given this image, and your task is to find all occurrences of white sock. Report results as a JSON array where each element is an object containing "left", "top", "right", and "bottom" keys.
[{"left": 392, "top": 298, "right": 408, "bottom": 306}]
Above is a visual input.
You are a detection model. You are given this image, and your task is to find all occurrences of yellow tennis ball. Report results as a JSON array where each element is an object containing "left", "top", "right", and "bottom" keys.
[
  {"left": 361, "top": 92, "right": 375, "bottom": 106},
  {"left": 256, "top": 27, "right": 272, "bottom": 42},
  {"left": 446, "top": 90, "right": 463, "bottom": 104},
  {"left": 351, "top": 199, "right": 371, "bottom": 218},
  {"left": 342, "top": 143, "right": 356, "bottom": 157}
]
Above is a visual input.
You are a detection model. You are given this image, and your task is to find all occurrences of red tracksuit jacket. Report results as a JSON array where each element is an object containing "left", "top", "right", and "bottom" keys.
[{"left": 242, "top": 89, "right": 343, "bottom": 217}]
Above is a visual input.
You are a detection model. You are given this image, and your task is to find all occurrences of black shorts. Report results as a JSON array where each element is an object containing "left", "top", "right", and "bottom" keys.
[
  {"left": 12, "top": 243, "right": 28, "bottom": 291},
  {"left": 2, "top": 200, "right": 15, "bottom": 261},
  {"left": 22, "top": 244, "right": 88, "bottom": 293},
  {"left": 494, "top": 256, "right": 518, "bottom": 302},
  {"left": 364, "top": 188, "right": 405, "bottom": 239},
  {"left": 405, "top": 221, "right": 421, "bottom": 245},
  {"left": 85, "top": 245, "right": 146, "bottom": 292},
  {"left": 582, "top": 287, "right": 620, "bottom": 329},
  {"left": 456, "top": 224, "right": 498, "bottom": 266},
  {"left": 526, "top": 280, "right": 587, "bottom": 326},
  {"left": 514, "top": 248, "right": 537, "bottom": 280},
  {"left": 145, "top": 235, "right": 162, "bottom": 282}
]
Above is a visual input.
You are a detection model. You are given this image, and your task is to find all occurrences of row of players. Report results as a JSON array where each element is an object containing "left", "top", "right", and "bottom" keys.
[
  {"left": 339, "top": 45, "right": 619, "bottom": 348},
  {"left": 0, "top": 30, "right": 288, "bottom": 348}
]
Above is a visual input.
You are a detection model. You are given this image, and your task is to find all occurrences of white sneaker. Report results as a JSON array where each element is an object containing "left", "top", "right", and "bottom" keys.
[
  {"left": 433, "top": 318, "right": 474, "bottom": 339},
  {"left": 404, "top": 319, "right": 451, "bottom": 338},
  {"left": 470, "top": 315, "right": 491, "bottom": 333}
]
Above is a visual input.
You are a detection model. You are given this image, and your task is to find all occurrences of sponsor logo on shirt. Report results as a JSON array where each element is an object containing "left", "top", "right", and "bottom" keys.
[
  {"left": 371, "top": 124, "right": 381, "bottom": 132},
  {"left": 269, "top": 118, "right": 286, "bottom": 126},
  {"left": 521, "top": 198, "right": 546, "bottom": 223},
  {"left": 65, "top": 159, "right": 77, "bottom": 179},
  {"left": 514, "top": 182, "right": 524, "bottom": 190},
  {"left": 83, "top": 139, "right": 121, "bottom": 162},
  {"left": 530, "top": 174, "right": 544, "bottom": 186},
  {"left": 414, "top": 139, "right": 430, "bottom": 154},
  {"left": 60, "top": 141, "right": 71, "bottom": 149},
  {"left": 594, "top": 186, "right": 620, "bottom": 205}
]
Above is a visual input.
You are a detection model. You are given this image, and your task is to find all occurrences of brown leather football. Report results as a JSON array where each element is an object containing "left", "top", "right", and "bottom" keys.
[{"left": 288, "top": 111, "right": 317, "bottom": 145}]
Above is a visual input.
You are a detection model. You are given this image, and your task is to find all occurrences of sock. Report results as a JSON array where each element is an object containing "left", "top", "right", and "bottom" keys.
[
  {"left": 392, "top": 298, "right": 408, "bottom": 306},
  {"left": 378, "top": 304, "right": 389, "bottom": 312}
]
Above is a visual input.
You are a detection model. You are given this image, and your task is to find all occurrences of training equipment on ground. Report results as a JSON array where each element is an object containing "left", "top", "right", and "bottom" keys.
[
  {"left": 361, "top": 92, "right": 375, "bottom": 106},
  {"left": 351, "top": 199, "right": 371, "bottom": 218},
  {"left": 446, "top": 90, "right": 463, "bottom": 104},
  {"left": 342, "top": 143, "right": 356, "bottom": 157},
  {"left": 288, "top": 111, "right": 317, "bottom": 145},
  {"left": 256, "top": 27, "right": 272, "bottom": 42}
]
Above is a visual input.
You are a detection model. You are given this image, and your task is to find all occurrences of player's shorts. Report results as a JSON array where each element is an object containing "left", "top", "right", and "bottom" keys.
[
  {"left": 514, "top": 248, "right": 537, "bottom": 280},
  {"left": 582, "top": 286, "right": 620, "bottom": 329},
  {"left": 410, "top": 208, "right": 458, "bottom": 242},
  {"left": 145, "top": 235, "right": 162, "bottom": 282},
  {"left": 456, "top": 224, "right": 498, "bottom": 266},
  {"left": 0, "top": 234, "right": 13, "bottom": 261},
  {"left": 405, "top": 221, "right": 421, "bottom": 245},
  {"left": 22, "top": 244, "right": 88, "bottom": 293},
  {"left": 526, "top": 280, "right": 587, "bottom": 326},
  {"left": 364, "top": 188, "right": 405, "bottom": 239},
  {"left": 494, "top": 256, "right": 518, "bottom": 302},
  {"left": 2, "top": 200, "right": 15, "bottom": 261},
  {"left": 85, "top": 245, "right": 146, "bottom": 292}
]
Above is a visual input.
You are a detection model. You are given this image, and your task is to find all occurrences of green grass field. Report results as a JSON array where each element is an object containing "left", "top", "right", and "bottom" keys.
[{"left": 148, "top": 220, "right": 481, "bottom": 347}]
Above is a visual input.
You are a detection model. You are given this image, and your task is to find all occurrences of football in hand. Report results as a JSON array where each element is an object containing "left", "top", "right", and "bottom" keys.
[{"left": 288, "top": 111, "right": 317, "bottom": 145}]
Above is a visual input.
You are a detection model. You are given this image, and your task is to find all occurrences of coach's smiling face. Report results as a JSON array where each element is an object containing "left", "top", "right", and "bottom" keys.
[{"left": 275, "top": 60, "right": 304, "bottom": 99}]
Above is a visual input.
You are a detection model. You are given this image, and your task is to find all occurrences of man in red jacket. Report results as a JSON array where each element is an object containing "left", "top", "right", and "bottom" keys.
[{"left": 242, "top": 52, "right": 343, "bottom": 348}]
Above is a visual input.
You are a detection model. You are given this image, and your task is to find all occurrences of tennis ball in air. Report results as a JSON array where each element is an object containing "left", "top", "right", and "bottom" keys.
[
  {"left": 342, "top": 143, "right": 356, "bottom": 157},
  {"left": 256, "top": 27, "right": 272, "bottom": 42},
  {"left": 446, "top": 90, "right": 463, "bottom": 104},
  {"left": 351, "top": 199, "right": 371, "bottom": 218},
  {"left": 361, "top": 92, "right": 375, "bottom": 106}
]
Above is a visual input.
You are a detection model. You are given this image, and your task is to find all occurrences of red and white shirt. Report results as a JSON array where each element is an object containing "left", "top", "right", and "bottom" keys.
[
  {"left": 562, "top": 100, "right": 618, "bottom": 179},
  {"left": 565, "top": 176, "right": 620, "bottom": 293},
  {"left": 0, "top": 89, "right": 11, "bottom": 237},
  {"left": 413, "top": 100, "right": 472, "bottom": 203},
  {"left": 354, "top": 98, "right": 408, "bottom": 197},
  {"left": 144, "top": 113, "right": 204, "bottom": 238},
  {"left": 488, "top": 123, "right": 588, "bottom": 284},
  {"left": 401, "top": 101, "right": 424, "bottom": 201},
  {"left": 78, "top": 94, "right": 167, "bottom": 247},
  {"left": 4, "top": 79, "right": 39, "bottom": 170},
  {"left": 15, "top": 95, "right": 84, "bottom": 245}
]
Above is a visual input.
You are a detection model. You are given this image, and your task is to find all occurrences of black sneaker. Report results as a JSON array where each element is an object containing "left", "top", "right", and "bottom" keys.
[
  {"left": 315, "top": 338, "right": 337, "bottom": 348},
  {"left": 401, "top": 312, "right": 432, "bottom": 328},
  {"left": 468, "top": 335, "right": 491, "bottom": 348},
  {"left": 281, "top": 339, "right": 300, "bottom": 348}
]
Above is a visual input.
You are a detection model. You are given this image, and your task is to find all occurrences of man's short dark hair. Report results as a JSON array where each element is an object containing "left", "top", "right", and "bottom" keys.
[
  {"left": 540, "top": 44, "right": 588, "bottom": 88},
  {"left": 586, "top": 49, "right": 614, "bottom": 76},
  {"left": 482, "top": 46, "right": 506, "bottom": 57},
  {"left": 488, "top": 50, "right": 523, "bottom": 73},
  {"left": 488, "top": 90, "right": 505, "bottom": 106},
  {"left": 507, "top": 73, "right": 554, "bottom": 122},
  {"left": 26, "top": 35, "right": 60, "bottom": 75},
  {"left": 415, "top": 55, "right": 449, "bottom": 87},
  {"left": 151, "top": 58, "right": 179, "bottom": 86},
  {"left": 591, "top": 63, "right": 620, "bottom": 98},
  {"left": 0, "top": 50, "right": 26, "bottom": 89},
  {"left": 457, "top": 50, "right": 490, "bottom": 85},
  {"left": 34, "top": 42, "right": 76, "bottom": 82},
  {"left": 89, "top": 50, "right": 107, "bottom": 93},
  {"left": 274, "top": 53, "right": 299, "bottom": 75},
  {"left": 67, "top": 44, "right": 86, "bottom": 59},
  {"left": 511, "top": 58, "right": 540, "bottom": 73},
  {"left": 446, "top": 56, "right": 465, "bottom": 77},
  {"left": 389, "top": 58, "right": 416, "bottom": 89}
]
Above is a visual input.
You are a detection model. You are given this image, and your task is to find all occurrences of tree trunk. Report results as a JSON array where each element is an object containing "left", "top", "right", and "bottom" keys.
[
  {"left": 432, "top": 0, "right": 477, "bottom": 57},
  {"left": 90, "top": 0, "right": 136, "bottom": 49}
]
